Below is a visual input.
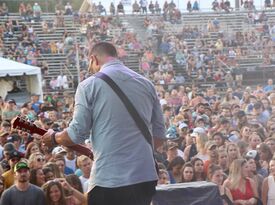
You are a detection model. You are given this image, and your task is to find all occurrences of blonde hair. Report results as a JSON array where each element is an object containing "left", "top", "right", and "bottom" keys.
[
  {"left": 228, "top": 159, "right": 247, "bottom": 190},
  {"left": 28, "top": 152, "right": 43, "bottom": 169},
  {"left": 196, "top": 133, "right": 208, "bottom": 154},
  {"left": 77, "top": 155, "right": 92, "bottom": 168},
  {"left": 226, "top": 142, "right": 241, "bottom": 165}
]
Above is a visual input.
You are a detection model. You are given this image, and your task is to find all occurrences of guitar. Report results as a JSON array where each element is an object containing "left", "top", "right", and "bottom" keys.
[{"left": 12, "top": 116, "right": 93, "bottom": 159}]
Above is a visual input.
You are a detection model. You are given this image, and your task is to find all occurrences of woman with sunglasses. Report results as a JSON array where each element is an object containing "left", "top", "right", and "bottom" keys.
[
  {"left": 240, "top": 126, "right": 251, "bottom": 143},
  {"left": 28, "top": 152, "right": 46, "bottom": 169},
  {"left": 223, "top": 159, "right": 258, "bottom": 205}
]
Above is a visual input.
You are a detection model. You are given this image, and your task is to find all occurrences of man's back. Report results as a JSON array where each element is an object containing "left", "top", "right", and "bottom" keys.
[
  {"left": 0, "top": 184, "right": 46, "bottom": 205},
  {"left": 67, "top": 60, "right": 165, "bottom": 189}
]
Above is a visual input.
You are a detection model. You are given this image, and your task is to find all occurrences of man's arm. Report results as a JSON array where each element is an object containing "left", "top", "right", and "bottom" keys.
[
  {"left": 43, "top": 83, "right": 93, "bottom": 148},
  {"left": 151, "top": 88, "right": 166, "bottom": 149}
]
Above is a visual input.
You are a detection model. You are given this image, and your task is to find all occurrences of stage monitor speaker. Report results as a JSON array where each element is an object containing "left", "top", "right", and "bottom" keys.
[{"left": 152, "top": 181, "right": 223, "bottom": 205}]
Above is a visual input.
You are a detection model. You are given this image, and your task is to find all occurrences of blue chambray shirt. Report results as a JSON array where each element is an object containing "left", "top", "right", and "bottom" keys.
[{"left": 66, "top": 59, "right": 166, "bottom": 189}]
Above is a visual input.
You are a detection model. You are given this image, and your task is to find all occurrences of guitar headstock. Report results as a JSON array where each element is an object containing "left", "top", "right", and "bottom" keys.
[{"left": 12, "top": 116, "right": 39, "bottom": 134}]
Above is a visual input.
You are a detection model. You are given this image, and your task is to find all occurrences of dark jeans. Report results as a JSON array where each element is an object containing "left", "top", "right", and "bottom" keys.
[{"left": 88, "top": 181, "right": 156, "bottom": 205}]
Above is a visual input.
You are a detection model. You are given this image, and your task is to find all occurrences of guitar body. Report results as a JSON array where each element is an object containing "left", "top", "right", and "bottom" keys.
[{"left": 12, "top": 116, "right": 93, "bottom": 159}]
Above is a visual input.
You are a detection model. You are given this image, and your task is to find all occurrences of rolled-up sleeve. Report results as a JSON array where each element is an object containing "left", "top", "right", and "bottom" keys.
[
  {"left": 67, "top": 84, "right": 93, "bottom": 144},
  {"left": 151, "top": 91, "right": 166, "bottom": 139}
]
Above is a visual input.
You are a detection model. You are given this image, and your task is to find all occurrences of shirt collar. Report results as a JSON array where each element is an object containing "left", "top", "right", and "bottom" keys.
[{"left": 100, "top": 58, "right": 122, "bottom": 71}]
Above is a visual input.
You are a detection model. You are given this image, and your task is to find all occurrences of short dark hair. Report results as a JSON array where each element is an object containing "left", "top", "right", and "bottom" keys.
[{"left": 90, "top": 42, "right": 118, "bottom": 57}]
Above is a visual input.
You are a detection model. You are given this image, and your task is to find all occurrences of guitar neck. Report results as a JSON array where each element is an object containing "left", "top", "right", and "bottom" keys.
[{"left": 35, "top": 127, "right": 93, "bottom": 159}]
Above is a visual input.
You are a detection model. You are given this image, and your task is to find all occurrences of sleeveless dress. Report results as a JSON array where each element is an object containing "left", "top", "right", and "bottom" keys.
[
  {"left": 230, "top": 179, "right": 254, "bottom": 204},
  {"left": 267, "top": 176, "right": 275, "bottom": 205}
]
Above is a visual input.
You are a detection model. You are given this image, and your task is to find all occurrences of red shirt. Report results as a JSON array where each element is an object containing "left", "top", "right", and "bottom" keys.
[{"left": 230, "top": 178, "right": 254, "bottom": 202}]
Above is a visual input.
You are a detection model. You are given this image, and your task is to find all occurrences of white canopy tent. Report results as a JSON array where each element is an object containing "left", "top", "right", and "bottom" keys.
[{"left": 0, "top": 57, "right": 43, "bottom": 99}]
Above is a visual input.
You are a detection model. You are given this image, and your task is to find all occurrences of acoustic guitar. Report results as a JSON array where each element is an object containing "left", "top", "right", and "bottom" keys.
[{"left": 12, "top": 116, "right": 93, "bottom": 159}]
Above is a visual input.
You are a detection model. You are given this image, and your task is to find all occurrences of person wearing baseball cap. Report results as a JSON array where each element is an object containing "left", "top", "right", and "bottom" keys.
[
  {"left": 0, "top": 161, "right": 46, "bottom": 205},
  {"left": 2, "top": 150, "right": 21, "bottom": 189},
  {"left": 203, "top": 141, "right": 218, "bottom": 175},
  {"left": 13, "top": 161, "right": 29, "bottom": 172},
  {"left": 2, "top": 99, "right": 20, "bottom": 122}
]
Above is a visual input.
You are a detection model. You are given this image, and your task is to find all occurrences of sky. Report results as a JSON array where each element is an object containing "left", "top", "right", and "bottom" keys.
[{"left": 90, "top": 0, "right": 266, "bottom": 12}]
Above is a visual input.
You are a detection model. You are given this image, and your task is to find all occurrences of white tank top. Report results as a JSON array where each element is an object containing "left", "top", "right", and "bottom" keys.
[{"left": 267, "top": 175, "right": 275, "bottom": 205}]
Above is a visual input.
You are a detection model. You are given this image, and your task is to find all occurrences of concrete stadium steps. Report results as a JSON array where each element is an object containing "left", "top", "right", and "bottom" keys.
[
  {"left": 2, "top": 10, "right": 275, "bottom": 94},
  {"left": 1, "top": 13, "right": 83, "bottom": 94}
]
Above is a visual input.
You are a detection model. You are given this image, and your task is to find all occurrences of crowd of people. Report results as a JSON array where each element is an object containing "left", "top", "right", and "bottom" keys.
[
  {"left": 0, "top": 1, "right": 275, "bottom": 205},
  {"left": 140, "top": 8, "right": 275, "bottom": 87},
  {"left": 153, "top": 76, "right": 275, "bottom": 204}
]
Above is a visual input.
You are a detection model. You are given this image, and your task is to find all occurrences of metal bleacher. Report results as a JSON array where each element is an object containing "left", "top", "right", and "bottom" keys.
[{"left": 2, "top": 9, "right": 275, "bottom": 94}]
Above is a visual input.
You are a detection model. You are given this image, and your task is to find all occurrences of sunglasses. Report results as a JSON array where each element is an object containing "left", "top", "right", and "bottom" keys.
[{"left": 36, "top": 158, "right": 45, "bottom": 162}]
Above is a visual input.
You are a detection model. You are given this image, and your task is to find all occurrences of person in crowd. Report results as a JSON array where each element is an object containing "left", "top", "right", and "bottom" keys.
[
  {"left": 265, "top": 138, "right": 275, "bottom": 154},
  {"left": 97, "top": 2, "right": 107, "bottom": 15},
  {"left": 167, "top": 156, "right": 185, "bottom": 183},
  {"left": 158, "top": 169, "right": 170, "bottom": 185},
  {"left": 44, "top": 162, "right": 64, "bottom": 178},
  {"left": 181, "top": 162, "right": 195, "bottom": 182},
  {"left": 42, "top": 167, "right": 55, "bottom": 182},
  {"left": 193, "top": 0, "right": 199, "bottom": 11},
  {"left": 213, "top": 132, "right": 226, "bottom": 148},
  {"left": 133, "top": 0, "right": 141, "bottom": 14},
  {"left": 140, "top": 0, "right": 148, "bottom": 14},
  {"left": 257, "top": 143, "right": 273, "bottom": 177},
  {"left": 227, "top": 143, "right": 241, "bottom": 166},
  {"left": 208, "top": 164, "right": 233, "bottom": 205},
  {"left": 194, "top": 133, "right": 208, "bottom": 162},
  {"left": 77, "top": 155, "right": 92, "bottom": 193},
  {"left": 33, "top": 2, "right": 42, "bottom": 21},
  {"left": 218, "top": 148, "right": 229, "bottom": 175},
  {"left": 191, "top": 157, "right": 205, "bottom": 181},
  {"left": 64, "top": 2, "right": 73, "bottom": 15},
  {"left": 28, "top": 152, "right": 46, "bottom": 170},
  {"left": 262, "top": 157, "right": 275, "bottom": 205},
  {"left": 2, "top": 150, "right": 21, "bottom": 189},
  {"left": 30, "top": 168, "right": 45, "bottom": 187},
  {"left": 224, "top": 159, "right": 258, "bottom": 205},
  {"left": 245, "top": 153, "right": 264, "bottom": 198},
  {"left": 0, "top": 162, "right": 46, "bottom": 205},
  {"left": 2, "top": 99, "right": 20, "bottom": 122},
  {"left": 204, "top": 141, "right": 219, "bottom": 174},
  {"left": 110, "top": 2, "right": 116, "bottom": 15},
  {"left": 66, "top": 174, "right": 83, "bottom": 193},
  {"left": 25, "top": 142, "right": 41, "bottom": 159},
  {"left": 42, "top": 178, "right": 86, "bottom": 205},
  {"left": 54, "top": 155, "right": 74, "bottom": 175},
  {"left": 117, "top": 1, "right": 125, "bottom": 15}
]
